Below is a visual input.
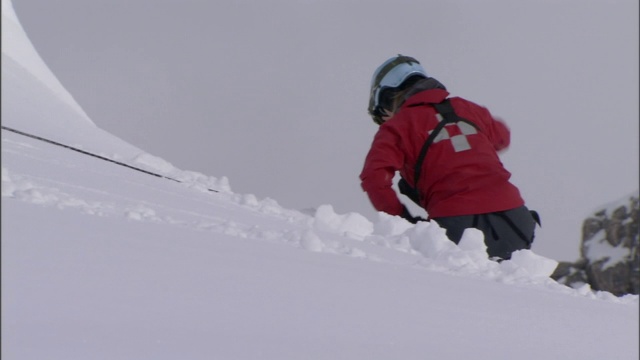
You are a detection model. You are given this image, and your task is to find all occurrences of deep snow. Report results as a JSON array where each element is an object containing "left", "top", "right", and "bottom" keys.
[
  {"left": 2, "top": 1, "right": 638, "bottom": 359},
  {"left": 11, "top": 0, "right": 640, "bottom": 264}
]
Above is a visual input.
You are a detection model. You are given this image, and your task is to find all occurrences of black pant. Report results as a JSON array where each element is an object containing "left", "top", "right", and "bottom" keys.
[{"left": 432, "top": 206, "right": 537, "bottom": 260}]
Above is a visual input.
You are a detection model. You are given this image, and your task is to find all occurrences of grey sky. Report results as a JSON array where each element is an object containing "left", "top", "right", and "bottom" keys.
[{"left": 12, "top": 0, "right": 639, "bottom": 261}]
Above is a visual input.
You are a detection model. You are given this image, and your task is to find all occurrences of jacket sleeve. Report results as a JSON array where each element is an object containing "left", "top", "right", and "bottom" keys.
[
  {"left": 487, "top": 115, "right": 511, "bottom": 152},
  {"left": 359, "top": 126, "right": 405, "bottom": 216},
  {"left": 460, "top": 99, "right": 511, "bottom": 151}
]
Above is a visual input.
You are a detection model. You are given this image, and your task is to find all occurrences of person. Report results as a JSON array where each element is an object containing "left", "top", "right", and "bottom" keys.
[{"left": 360, "top": 54, "right": 539, "bottom": 261}]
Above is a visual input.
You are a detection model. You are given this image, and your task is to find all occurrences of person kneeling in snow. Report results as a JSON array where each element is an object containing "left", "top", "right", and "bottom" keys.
[{"left": 360, "top": 55, "right": 540, "bottom": 261}]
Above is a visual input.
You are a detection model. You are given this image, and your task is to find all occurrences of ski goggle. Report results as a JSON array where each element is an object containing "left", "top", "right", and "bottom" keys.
[{"left": 370, "top": 88, "right": 398, "bottom": 125}]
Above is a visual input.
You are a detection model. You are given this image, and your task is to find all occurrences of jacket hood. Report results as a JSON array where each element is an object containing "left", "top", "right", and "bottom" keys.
[
  {"left": 395, "top": 77, "right": 449, "bottom": 111},
  {"left": 402, "top": 77, "right": 447, "bottom": 102}
]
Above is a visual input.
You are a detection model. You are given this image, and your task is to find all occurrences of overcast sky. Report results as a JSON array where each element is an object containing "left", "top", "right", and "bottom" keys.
[{"left": 12, "top": 0, "right": 639, "bottom": 261}]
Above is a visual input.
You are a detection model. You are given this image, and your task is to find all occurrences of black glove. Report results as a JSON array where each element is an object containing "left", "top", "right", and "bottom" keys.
[
  {"left": 400, "top": 205, "right": 426, "bottom": 224},
  {"left": 398, "top": 177, "right": 420, "bottom": 205}
]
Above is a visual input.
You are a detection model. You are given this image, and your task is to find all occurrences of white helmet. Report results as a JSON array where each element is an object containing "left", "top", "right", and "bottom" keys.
[{"left": 368, "top": 55, "right": 428, "bottom": 124}]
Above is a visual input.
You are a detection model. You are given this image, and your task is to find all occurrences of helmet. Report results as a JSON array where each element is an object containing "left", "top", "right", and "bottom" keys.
[{"left": 368, "top": 55, "right": 428, "bottom": 125}]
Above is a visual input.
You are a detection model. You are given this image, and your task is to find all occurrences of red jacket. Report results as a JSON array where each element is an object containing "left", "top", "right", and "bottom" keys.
[{"left": 360, "top": 88, "right": 524, "bottom": 218}]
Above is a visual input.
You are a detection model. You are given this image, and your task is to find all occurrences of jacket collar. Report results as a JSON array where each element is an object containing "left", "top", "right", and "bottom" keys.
[{"left": 402, "top": 89, "right": 450, "bottom": 109}]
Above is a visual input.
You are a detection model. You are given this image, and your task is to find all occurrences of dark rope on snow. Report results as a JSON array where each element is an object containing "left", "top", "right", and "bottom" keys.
[{"left": 1, "top": 125, "right": 218, "bottom": 193}]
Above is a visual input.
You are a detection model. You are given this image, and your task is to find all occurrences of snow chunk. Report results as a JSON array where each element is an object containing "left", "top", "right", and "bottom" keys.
[
  {"left": 133, "top": 153, "right": 176, "bottom": 174},
  {"left": 408, "top": 221, "right": 458, "bottom": 258},
  {"left": 132, "top": 153, "right": 232, "bottom": 194},
  {"left": 125, "top": 205, "right": 161, "bottom": 222},
  {"left": 238, "top": 194, "right": 284, "bottom": 216},
  {"left": 407, "top": 221, "right": 560, "bottom": 282},
  {"left": 258, "top": 198, "right": 283, "bottom": 216},
  {"left": 240, "top": 193, "right": 260, "bottom": 207},
  {"left": 457, "top": 228, "right": 489, "bottom": 263},
  {"left": 1, "top": 169, "right": 60, "bottom": 205},
  {"left": 409, "top": 222, "right": 496, "bottom": 271},
  {"left": 373, "top": 212, "right": 414, "bottom": 236},
  {"left": 300, "top": 230, "right": 324, "bottom": 252},
  {"left": 313, "top": 204, "right": 373, "bottom": 240},
  {"left": 177, "top": 171, "right": 232, "bottom": 193},
  {"left": 2, "top": 169, "right": 111, "bottom": 215},
  {"left": 504, "top": 250, "right": 559, "bottom": 278}
]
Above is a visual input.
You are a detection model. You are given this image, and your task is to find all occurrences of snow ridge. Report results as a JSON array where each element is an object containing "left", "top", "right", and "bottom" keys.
[
  {"left": 1, "top": 0, "right": 93, "bottom": 125},
  {"left": 2, "top": 160, "right": 636, "bottom": 305}
]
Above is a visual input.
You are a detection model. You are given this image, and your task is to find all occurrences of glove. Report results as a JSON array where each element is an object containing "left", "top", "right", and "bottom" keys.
[
  {"left": 401, "top": 205, "right": 426, "bottom": 224},
  {"left": 398, "top": 177, "right": 420, "bottom": 205}
]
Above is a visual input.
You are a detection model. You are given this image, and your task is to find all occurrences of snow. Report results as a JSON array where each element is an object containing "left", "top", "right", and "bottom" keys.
[
  {"left": 2, "top": 0, "right": 638, "bottom": 359},
  {"left": 313, "top": 204, "right": 374, "bottom": 240},
  {"left": 1, "top": 0, "right": 91, "bottom": 126},
  {"left": 584, "top": 232, "right": 632, "bottom": 270}
]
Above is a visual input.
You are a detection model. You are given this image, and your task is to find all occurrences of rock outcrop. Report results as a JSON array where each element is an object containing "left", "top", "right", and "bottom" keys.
[{"left": 552, "top": 191, "right": 639, "bottom": 296}]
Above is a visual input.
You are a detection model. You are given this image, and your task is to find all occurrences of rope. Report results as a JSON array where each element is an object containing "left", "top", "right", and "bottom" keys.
[{"left": 1, "top": 125, "right": 218, "bottom": 193}]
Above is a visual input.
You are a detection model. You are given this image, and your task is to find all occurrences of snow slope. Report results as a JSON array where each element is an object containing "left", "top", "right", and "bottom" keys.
[
  {"left": 1, "top": 0, "right": 91, "bottom": 127},
  {"left": 2, "top": 1, "right": 638, "bottom": 359}
]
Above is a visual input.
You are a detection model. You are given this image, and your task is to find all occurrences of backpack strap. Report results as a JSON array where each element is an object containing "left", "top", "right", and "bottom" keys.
[
  {"left": 432, "top": 100, "right": 480, "bottom": 132},
  {"left": 413, "top": 99, "right": 479, "bottom": 194}
]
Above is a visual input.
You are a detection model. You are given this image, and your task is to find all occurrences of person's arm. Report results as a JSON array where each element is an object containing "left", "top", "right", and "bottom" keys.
[
  {"left": 488, "top": 115, "right": 511, "bottom": 152},
  {"left": 456, "top": 98, "right": 511, "bottom": 152},
  {"left": 359, "top": 127, "right": 404, "bottom": 216}
]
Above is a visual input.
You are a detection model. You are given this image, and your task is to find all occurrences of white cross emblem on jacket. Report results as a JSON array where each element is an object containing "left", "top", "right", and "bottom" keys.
[{"left": 428, "top": 113, "right": 478, "bottom": 152}]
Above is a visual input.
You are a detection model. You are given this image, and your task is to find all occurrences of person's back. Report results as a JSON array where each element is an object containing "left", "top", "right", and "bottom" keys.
[
  {"left": 365, "top": 84, "right": 525, "bottom": 218},
  {"left": 360, "top": 55, "right": 538, "bottom": 260}
]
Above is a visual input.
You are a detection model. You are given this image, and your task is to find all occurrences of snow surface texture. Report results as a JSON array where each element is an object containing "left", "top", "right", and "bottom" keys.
[{"left": 2, "top": 0, "right": 638, "bottom": 358}]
